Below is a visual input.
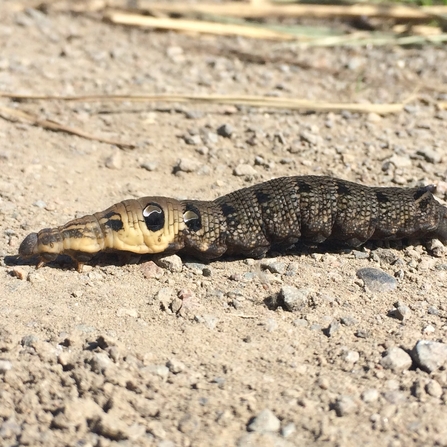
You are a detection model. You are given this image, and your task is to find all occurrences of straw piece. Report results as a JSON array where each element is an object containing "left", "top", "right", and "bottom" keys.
[
  {"left": 0, "top": 92, "right": 404, "bottom": 115},
  {"left": 105, "top": 11, "right": 297, "bottom": 40},
  {"left": 136, "top": 1, "right": 447, "bottom": 20},
  {"left": 0, "top": 105, "right": 134, "bottom": 149}
]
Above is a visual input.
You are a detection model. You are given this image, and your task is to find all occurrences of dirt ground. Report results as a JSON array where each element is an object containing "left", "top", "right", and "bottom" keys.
[{"left": 1, "top": 3, "right": 447, "bottom": 447}]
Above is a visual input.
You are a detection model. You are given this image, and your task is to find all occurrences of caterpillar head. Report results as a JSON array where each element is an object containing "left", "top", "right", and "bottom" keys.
[
  {"left": 19, "top": 232, "right": 39, "bottom": 257},
  {"left": 19, "top": 229, "right": 61, "bottom": 261}
]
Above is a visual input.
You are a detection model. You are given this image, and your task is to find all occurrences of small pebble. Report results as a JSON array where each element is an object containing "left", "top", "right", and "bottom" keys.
[
  {"left": 428, "top": 306, "right": 439, "bottom": 315},
  {"left": 27, "top": 272, "right": 45, "bottom": 283},
  {"left": 216, "top": 124, "right": 233, "bottom": 138},
  {"left": 333, "top": 395, "right": 358, "bottom": 417},
  {"left": 11, "top": 267, "right": 27, "bottom": 280},
  {"left": 178, "top": 413, "right": 200, "bottom": 434},
  {"left": 202, "top": 314, "right": 219, "bottom": 330},
  {"left": 361, "top": 388, "right": 379, "bottom": 403},
  {"left": 260, "top": 259, "right": 287, "bottom": 274},
  {"left": 352, "top": 250, "right": 369, "bottom": 259},
  {"left": 356, "top": 267, "right": 397, "bottom": 293},
  {"left": 342, "top": 350, "right": 360, "bottom": 364},
  {"left": 116, "top": 308, "right": 139, "bottom": 318},
  {"left": 299, "top": 130, "right": 322, "bottom": 146},
  {"left": 203, "top": 132, "right": 218, "bottom": 145},
  {"left": 280, "top": 286, "right": 310, "bottom": 312},
  {"left": 247, "top": 409, "right": 280, "bottom": 433},
  {"left": 412, "top": 340, "right": 447, "bottom": 373},
  {"left": 264, "top": 318, "right": 278, "bottom": 333},
  {"left": 281, "top": 422, "right": 296, "bottom": 438},
  {"left": 185, "top": 110, "right": 203, "bottom": 120},
  {"left": 94, "top": 413, "right": 130, "bottom": 440},
  {"left": 153, "top": 287, "right": 174, "bottom": 309},
  {"left": 318, "top": 377, "right": 330, "bottom": 390},
  {"left": 355, "top": 329, "right": 370, "bottom": 338},
  {"left": 417, "top": 147, "right": 442, "bottom": 164},
  {"left": 387, "top": 154, "right": 412, "bottom": 169},
  {"left": 170, "top": 297, "right": 183, "bottom": 314},
  {"left": 425, "top": 379, "right": 443, "bottom": 398},
  {"left": 155, "top": 255, "right": 183, "bottom": 273},
  {"left": 373, "top": 248, "right": 399, "bottom": 265},
  {"left": 383, "top": 390, "right": 406, "bottom": 404},
  {"left": 293, "top": 319, "right": 308, "bottom": 328},
  {"left": 166, "top": 358, "right": 186, "bottom": 374},
  {"left": 183, "top": 134, "right": 202, "bottom": 146},
  {"left": 233, "top": 164, "right": 257, "bottom": 177},
  {"left": 140, "top": 261, "right": 164, "bottom": 279},
  {"left": 175, "top": 158, "right": 201, "bottom": 173},
  {"left": 325, "top": 320, "right": 341, "bottom": 337},
  {"left": 33, "top": 199, "right": 46, "bottom": 208},
  {"left": 380, "top": 347, "right": 412, "bottom": 372},
  {"left": 184, "top": 262, "right": 207, "bottom": 275},
  {"left": 423, "top": 324, "right": 435, "bottom": 334},
  {"left": 340, "top": 316, "right": 358, "bottom": 327},
  {"left": 367, "top": 112, "right": 382, "bottom": 122},
  {"left": 0, "top": 360, "right": 12, "bottom": 373},
  {"left": 166, "top": 46, "right": 184, "bottom": 62},
  {"left": 393, "top": 301, "right": 411, "bottom": 321},
  {"left": 143, "top": 364, "right": 170, "bottom": 380},
  {"left": 21, "top": 335, "right": 38, "bottom": 347},
  {"left": 89, "top": 352, "right": 113, "bottom": 373},
  {"left": 104, "top": 151, "right": 122, "bottom": 169},
  {"left": 140, "top": 161, "right": 158, "bottom": 171}
]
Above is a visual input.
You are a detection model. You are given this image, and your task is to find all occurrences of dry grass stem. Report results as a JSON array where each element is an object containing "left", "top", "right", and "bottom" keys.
[
  {"left": 0, "top": 92, "right": 404, "bottom": 115},
  {"left": 105, "top": 11, "right": 297, "bottom": 40},
  {"left": 136, "top": 1, "right": 447, "bottom": 20}
]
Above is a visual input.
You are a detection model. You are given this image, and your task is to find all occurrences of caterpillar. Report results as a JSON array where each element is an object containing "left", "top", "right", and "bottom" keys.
[{"left": 19, "top": 175, "right": 447, "bottom": 272}]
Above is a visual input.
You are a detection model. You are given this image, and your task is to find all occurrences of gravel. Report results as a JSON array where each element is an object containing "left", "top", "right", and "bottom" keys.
[
  {"left": 155, "top": 255, "right": 183, "bottom": 273},
  {"left": 356, "top": 267, "right": 397, "bottom": 293},
  {"left": 361, "top": 388, "right": 379, "bottom": 403},
  {"left": 333, "top": 395, "right": 358, "bottom": 417},
  {"left": 3, "top": 8, "right": 447, "bottom": 447},
  {"left": 380, "top": 347, "right": 413, "bottom": 372},
  {"left": 174, "top": 157, "right": 202, "bottom": 173},
  {"left": 425, "top": 380, "right": 443, "bottom": 398},
  {"left": 217, "top": 124, "right": 233, "bottom": 138},
  {"left": 233, "top": 164, "right": 257, "bottom": 176},
  {"left": 104, "top": 151, "right": 122, "bottom": 169},
  {"left": 417, "top": 147, "right": 442, "bottom": 164},
  {"left": 280, "top": 286, "right": 310, "bottom": 312},
  {"left": 392, "top": 301, "right": 411, "bottom": 321},
  {"left": 247, "top": 409, "right": 281, "bottom": 433},
  {"left": 260, "top": 259, "right": 287, "bottom": 274},
  {"left": 0, "top": 360, "right": 12, "bottom": 373},
  {"left": 412, "top": 340, "right": 447, "bottom": 373}
]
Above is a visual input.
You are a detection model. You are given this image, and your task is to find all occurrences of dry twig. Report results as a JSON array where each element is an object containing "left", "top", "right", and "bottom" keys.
[{"left": 0, "top": 105, "right": 135, "bottom": 149}]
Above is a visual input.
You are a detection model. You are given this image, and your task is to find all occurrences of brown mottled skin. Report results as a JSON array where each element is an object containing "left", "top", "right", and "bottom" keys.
[{"left": 19, "top": 176, "right": 447, "bottom": 271}]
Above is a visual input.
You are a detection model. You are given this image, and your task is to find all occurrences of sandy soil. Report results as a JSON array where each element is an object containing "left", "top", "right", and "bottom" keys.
[{"left": 1, "top": 3, "right": 447, "bottom": 447}]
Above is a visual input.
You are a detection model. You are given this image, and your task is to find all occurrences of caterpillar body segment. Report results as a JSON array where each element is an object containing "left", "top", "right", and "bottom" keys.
[{"left": 18, "top": 176, "right": 447, "bottom": 271}]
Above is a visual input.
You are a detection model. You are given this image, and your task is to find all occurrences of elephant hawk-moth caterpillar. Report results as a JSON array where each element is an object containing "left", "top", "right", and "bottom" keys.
[{"left": 19, "top": 175, "right": 447, "bottom": 272}]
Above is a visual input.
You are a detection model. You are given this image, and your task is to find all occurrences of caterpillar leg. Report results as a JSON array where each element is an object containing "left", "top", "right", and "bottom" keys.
[
  {"left": 36, "top": 259, "right": 47, "bottom": 269},
  {"left": 65, "top": 252, "right": 94, "bottom": 273}
]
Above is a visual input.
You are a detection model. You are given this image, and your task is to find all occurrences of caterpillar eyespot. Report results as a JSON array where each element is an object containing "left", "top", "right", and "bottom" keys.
[
  {"left": 18, "top": 176, "right": 447, "bottom": 272},
  {"left": 183, "top": 210, "right": 199, "bottom": 223},
  {"left": 143, "top": 203, "right": 164, "bottom": 232}
]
